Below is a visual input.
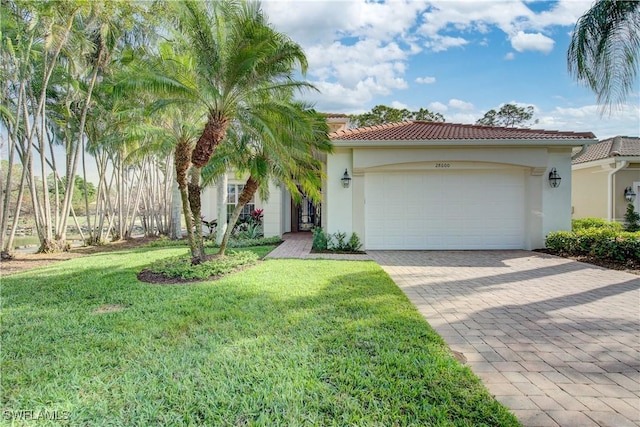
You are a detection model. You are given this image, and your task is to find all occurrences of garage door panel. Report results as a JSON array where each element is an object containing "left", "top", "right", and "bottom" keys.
[{"left": 365, "top": 169, "right": 525, "bottom": 250}]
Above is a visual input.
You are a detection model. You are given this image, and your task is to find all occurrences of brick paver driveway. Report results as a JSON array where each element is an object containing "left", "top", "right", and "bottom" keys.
[{"left": 369, "top": 250, "right": 640, "bottom": 427}]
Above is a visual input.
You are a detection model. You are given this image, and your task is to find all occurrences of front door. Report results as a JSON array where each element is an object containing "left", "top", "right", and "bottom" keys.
[{"left": 292, "top": 195, "right": 320, "bottom": 232}]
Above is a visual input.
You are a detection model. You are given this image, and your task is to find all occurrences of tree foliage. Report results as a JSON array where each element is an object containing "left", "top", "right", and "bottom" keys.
[
  {"left": 349, "top": 105, "right": 445, "bottom": 128},
  {"left": 568, "top": 0, "right": 640, "bottom": 112},
  {"left": 475, "top": 104, "right": 537, "bottom": 127},
  {"left": 48, "top": 175, "right": 97, "bottom": 215}
]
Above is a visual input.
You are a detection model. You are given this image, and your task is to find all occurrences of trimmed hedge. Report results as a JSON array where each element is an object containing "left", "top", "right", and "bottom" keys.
[
  {"left": 546, "top": 228, "right": 640, "bottom": 261},
  {"left": 571, "top": 218, "right": 623, "bottom": 232}
]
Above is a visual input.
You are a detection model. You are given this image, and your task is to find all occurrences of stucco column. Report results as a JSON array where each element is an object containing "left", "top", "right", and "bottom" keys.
[
  {"left": 525, "top": 168, "right": 545, "bottom": 250},
  {"left": 352, "top": 169, "right": 365, "bottom": 246}
]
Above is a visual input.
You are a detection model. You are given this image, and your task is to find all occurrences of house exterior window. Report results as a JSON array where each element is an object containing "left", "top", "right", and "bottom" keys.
[{"left": 227, "top": 183, "right": 255, "bottom": 221}]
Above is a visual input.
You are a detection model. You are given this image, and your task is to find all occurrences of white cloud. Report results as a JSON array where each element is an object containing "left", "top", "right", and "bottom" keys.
[
  {"left": 445, "top": 112, "right": 479, "bottom": 124},
  {"left": 528, "top": 0, "right": 593, "bottom": 30},
  {"left": 510, "top": 31, "right": 555, "bottom": 54},
  {"left": 306, "top": 39, "right": 409, "bottom": 89},
  {"left": 262, "top": 0, "right": 425, "bottom": 47},
  {"left": 259, "top": 0, "right": 630, "bottom": 131},
  {"left": 391, "top": 101, "right": 409, "bottom": 110},
  {"left": 416, "top": 76, "right": 436, "bottom": 84},
  {"left": 535, "top": 103, "right": 640, "bottom": 139},
  {"left": 448, "top": 99, "right": 475, "bottom": 111},
  {"left": 425, "top": 35, "right": 468, "bottom": 52},
  {"left": 429, "top": 101, "right": 448, "bottom": 112}
]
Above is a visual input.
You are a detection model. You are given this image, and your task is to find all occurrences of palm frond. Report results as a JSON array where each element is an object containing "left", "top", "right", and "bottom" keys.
[{"left": 568, "top": 0, "right": 640, "bottom": 112}]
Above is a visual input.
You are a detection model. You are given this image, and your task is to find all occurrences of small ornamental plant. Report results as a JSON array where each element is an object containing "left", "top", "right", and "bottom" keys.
[
  {"left": 312, "top": 228, "right": 363, "bottom": 253},
  {"left": 624, "top": 203, "right": 640, "bottom": 232}
]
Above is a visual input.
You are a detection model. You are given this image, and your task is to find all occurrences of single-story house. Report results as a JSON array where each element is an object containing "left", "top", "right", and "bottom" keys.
[
  {"left": 201, "top": 117, "right": 596, "bottom": 250},
  {"left": 572, "top": 136, "right": 640, "bottom": 222}
]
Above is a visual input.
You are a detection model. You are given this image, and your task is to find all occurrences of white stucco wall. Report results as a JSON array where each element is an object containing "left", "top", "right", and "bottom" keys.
[
  {"left": 199, "top": 175, "right": 283, "bottom": 237},
  {"left": 325, "top": 148, "right": 353, "bottom": 236},
  {"left": 542, "top": 149, "right": 573, "bottom": 243},
  {"left": 325, "top": 143, "right": 576, "bottom": 250},
  {"left": 261, "top": 181, "right": 283, "bottom": 237}
]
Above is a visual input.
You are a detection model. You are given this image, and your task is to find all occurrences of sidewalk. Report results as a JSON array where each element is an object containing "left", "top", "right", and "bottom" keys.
[{"left": 265, "top": 232, "right": 371, "bottom": 261}]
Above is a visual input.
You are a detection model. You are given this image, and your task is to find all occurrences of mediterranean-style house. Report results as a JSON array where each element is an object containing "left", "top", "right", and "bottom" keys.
[
  {"left": 572, "top": 136, "right": 640, "bottom": 222},
  {"left": 201, "top": 115, "right": 596, "bottom": 250}
]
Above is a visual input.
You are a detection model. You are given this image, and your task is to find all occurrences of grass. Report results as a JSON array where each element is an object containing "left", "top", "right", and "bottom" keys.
[{"left": 1, "top": 246, "right": 520, "bottom": 426}]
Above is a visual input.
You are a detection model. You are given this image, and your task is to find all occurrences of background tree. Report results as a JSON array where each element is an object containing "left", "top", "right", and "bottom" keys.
[
  {"left": 568, "top": 0, "right": 640, "bottom": 112},
  {"left": 48, "top": 175, "right": 97, "bottom": 215},
  {"left": 349, "top": 105, "right": 445, "bottom": 128},
  {"left": 0, "top": 0, "right": 158, "bottom": 254},
  {"left": 476, "top": 103, "right": 537, "bottom": 127}
]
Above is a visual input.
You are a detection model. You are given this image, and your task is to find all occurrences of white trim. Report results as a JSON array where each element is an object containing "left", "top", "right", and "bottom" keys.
[
  {"left": 608, "top": 161, "right": 628, "bottom": 221},
  {"left": 572, "top": 156, "right": 640, "bottom": 170}
]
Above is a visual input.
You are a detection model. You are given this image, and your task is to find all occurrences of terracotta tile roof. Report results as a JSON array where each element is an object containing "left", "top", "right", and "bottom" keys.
[
  {"left": 329, "top": 120, "right": 595, "bottom": 141},
  {"left": 572, "top": 136, "right": 640, "bottom": 164},
  {"left": 322, "top": 113, "right": 349, "bottom": 118}
]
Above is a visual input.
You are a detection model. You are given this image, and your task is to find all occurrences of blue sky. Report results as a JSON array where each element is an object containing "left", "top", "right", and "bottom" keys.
[{"left": 262, "top": 0, "right": 639, "bottom": 139}]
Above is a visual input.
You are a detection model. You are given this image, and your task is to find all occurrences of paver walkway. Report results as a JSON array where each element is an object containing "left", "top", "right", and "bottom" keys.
[
  {"left": 369, "top": 250, "right": 640, "bottom": 427},
  {"left": 268, "top": 233, "right": 640, "bottom": 427},
  {"left": 265, "top": 232, "right": 370, "bottom": 260}
]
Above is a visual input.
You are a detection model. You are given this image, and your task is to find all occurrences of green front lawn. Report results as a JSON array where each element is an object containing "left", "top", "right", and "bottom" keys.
[{"left": 2, "top": 247, "right": 520, "bottom": 426}]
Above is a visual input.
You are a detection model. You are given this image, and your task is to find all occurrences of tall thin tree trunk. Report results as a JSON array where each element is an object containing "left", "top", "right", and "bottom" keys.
[
  {"left": 57, "top": 59, "right": 101, "bottom": 246},
  {"left": 219, "top": 176, "right": 259, "bottom": 256},
  {"left": 174, "top": 139, "right": 196, "bottom": 257}
]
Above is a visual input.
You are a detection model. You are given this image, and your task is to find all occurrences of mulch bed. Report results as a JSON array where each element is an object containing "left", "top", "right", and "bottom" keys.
[
  {"left": 136, "top": 269, "right": 206, "bottom": 285},
  {"left": 534, "top": 248, "right": 639, "bottom": 276}
]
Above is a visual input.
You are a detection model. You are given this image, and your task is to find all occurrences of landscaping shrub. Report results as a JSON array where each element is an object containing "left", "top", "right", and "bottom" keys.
[
  {"left": 624, "top": 204, "right": 640, "bottom": 232},
  {"left": 312, "top": 227, "right": 329, "bottom": 251},
  {"left": 546, "top": 228, "right": 640, "bottom": 261},
  {"left": 312, "top": 228, "right": 364, "bottom": 253},
  {"left": 149, "top": 250, "right": 259, "bottom": 279},
  {"left": 571, "top": 217, "right": 623, "bottom": 231},
  {"left": 332, "top": 231, "right": 350, "bottom": 251},
  {"left": 145, "top": 236, "right": 281, "bottom": 249},
  {"left": 212, "top": 236, "right": 282, "bottom": 248},
  {"left": 348, "top": 232, "right": 363, "bottom": 251}
]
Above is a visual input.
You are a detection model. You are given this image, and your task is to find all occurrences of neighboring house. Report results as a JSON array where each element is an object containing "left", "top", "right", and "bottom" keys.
[
  {"left": 572, "top": 136, "right": 640, "bottom": 222},
  {"left": 201, "top": 118, "right": 596, "bottom": 250}
]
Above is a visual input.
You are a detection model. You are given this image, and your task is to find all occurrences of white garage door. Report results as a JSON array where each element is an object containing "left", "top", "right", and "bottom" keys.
[{"left": 365, "top": 169, "right": 525, "bottom": 250}]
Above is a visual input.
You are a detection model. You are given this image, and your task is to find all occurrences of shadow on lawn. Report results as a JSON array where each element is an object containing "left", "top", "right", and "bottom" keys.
[{"left": 2, "top": 257, "right": 519, "bottom": 425}]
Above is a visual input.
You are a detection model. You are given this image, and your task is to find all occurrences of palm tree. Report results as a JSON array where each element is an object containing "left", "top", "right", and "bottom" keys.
[
  {"left": 204, "top": 104, "right": 332, "bottom": 256},
  {"left": 125, "top": 0, "right": 314, "bottom": 263},
  {"left": 568, "top": 0, "right": 640, "bottom": 111}
]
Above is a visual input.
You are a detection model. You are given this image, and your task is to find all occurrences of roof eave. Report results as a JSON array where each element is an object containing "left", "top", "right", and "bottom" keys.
[
  {"left": 572, "top": 155, "right": 640, "bottom": 169},
  {"left": 332, "top": 138, "right": 597, "bottom": 148}
]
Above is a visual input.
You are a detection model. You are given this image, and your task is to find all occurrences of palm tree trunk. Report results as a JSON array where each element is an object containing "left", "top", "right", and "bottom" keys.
[
  {"left": 188, "top": 113, "right": 228, "bottom": 262},
  {"left": 218, "top": 176, "right": 259, "bottom": 256},
  {"left": 191, "top": 113, "right": 228, "bottom": 168},
  {"left": 174, "top": 139, "right": 197, "bottom": 258},
  {"left": 188, "top": 167, "right": 205, "bottom": 261}
]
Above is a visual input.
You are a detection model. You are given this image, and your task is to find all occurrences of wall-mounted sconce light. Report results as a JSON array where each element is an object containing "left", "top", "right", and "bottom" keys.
[
  {"left": 548, "top": 168, "right": 561, "bottom": 188},
  {"left": 624, "top": 186, "right": 636, "bottom": 203},
  {"left": 341, "top": 169, "right": 352, "bottom": 188}
]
